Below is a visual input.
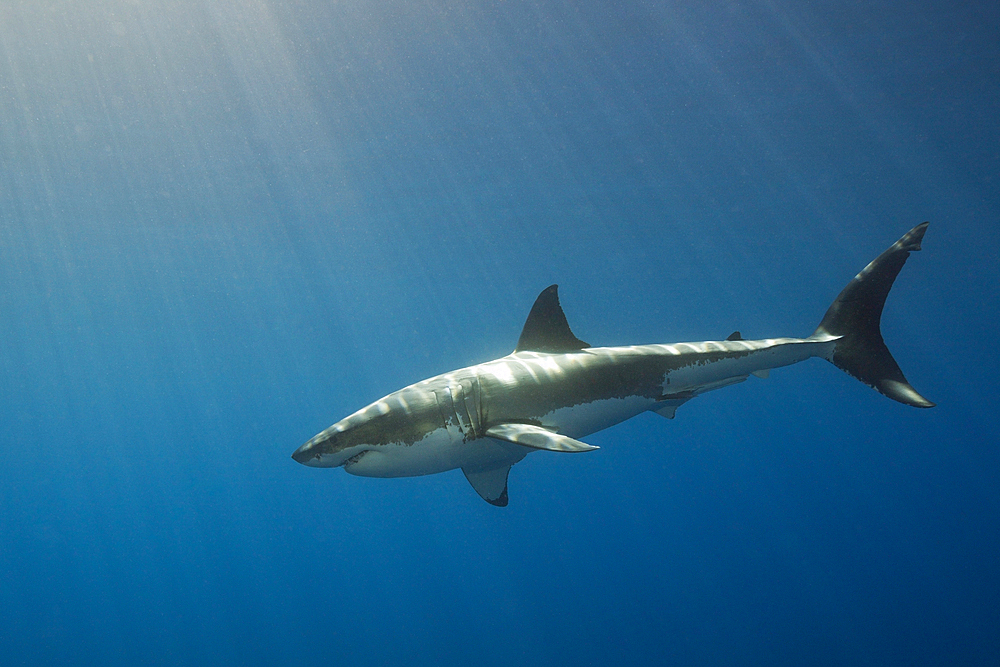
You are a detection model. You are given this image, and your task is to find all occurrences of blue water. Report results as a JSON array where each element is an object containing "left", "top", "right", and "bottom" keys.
[{"left": 1, "top": 1, "right": 998, "bottom": 665}]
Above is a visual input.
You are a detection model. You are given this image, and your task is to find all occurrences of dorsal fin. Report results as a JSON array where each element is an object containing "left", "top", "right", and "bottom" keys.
[
  {"left": 515, "top": 285, "right": 590, "bottom": 353},
  {"left": 727, "top": 331, "right": 743, "bottom": 341}
]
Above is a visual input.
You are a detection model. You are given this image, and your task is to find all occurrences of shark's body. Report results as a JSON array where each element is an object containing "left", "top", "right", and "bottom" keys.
[{"left": 293, "top": 224, "right": 934, "bottom": 505}]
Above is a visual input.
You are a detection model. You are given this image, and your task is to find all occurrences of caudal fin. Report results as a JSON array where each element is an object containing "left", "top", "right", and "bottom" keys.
[{"left": 813, "top": 223, "right": 934, "bottom": 408}]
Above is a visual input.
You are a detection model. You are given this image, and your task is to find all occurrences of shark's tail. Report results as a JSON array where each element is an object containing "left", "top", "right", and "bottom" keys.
[{"left": 811, "top": 222, "right": 934, "bottom": 408}]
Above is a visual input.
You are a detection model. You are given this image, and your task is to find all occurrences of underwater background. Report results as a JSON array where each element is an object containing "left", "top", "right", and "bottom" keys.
[{"left": 1, "top": 1, "right": 998, "bottom": 665}]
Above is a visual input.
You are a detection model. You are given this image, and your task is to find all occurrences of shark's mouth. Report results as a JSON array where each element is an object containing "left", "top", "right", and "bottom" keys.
[{"left": 341, "top": 450, "right": 368, "bottom": 470}]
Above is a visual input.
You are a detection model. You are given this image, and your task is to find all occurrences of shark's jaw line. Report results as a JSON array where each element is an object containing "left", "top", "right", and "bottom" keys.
[{"left": 291, "top": 224, "right": 933, "bottom": 506}]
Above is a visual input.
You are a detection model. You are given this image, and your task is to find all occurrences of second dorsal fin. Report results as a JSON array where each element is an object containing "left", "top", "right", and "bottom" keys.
[{"left": 515, "top": 285, "right": 590, "bottom": 353}]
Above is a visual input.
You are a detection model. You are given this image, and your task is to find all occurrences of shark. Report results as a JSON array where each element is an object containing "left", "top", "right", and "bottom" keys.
[{"left": 292, "top": 223, "right": 934, "bottom": 506}]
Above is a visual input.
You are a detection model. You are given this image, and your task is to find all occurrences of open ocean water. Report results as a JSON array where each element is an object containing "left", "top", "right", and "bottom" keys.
[{"left": 1, "top": 1, "right": 998, "bottom": 665}]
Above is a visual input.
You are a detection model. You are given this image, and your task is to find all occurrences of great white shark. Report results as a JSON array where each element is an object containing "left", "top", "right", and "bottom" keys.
[{"left": 293, "top": 223, "right": 933, "bottom": 506}]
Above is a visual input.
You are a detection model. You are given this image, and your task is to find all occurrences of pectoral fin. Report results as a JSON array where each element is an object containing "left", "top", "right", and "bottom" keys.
[
  {"left": 463, "top": 465, "right": 511, "bottom": 506},
  {"left": 485, "top": 423, "right": 599, "bottom": 452}
]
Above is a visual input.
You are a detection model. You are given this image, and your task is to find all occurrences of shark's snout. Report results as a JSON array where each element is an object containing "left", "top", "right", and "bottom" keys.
[
  {"left": 291, "top": 440, "right": 323, "bottom": 466},
  {"left": 292, "top": 430, "right": 355, "bottom": 468}
]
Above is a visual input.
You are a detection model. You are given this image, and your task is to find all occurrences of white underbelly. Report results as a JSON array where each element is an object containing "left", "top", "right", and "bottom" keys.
[
  {"left": 539, "top": 395, "right": 656, "bottom": 439},
  {"left": 343, "top": 428, "right": 527, "bottom": 478}
]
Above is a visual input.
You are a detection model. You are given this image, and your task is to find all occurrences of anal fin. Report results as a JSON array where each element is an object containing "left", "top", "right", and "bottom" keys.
[
  {"left": 655, "top": 404, "right": 681, "bottom": 419},
  {"left": 653, "top": 391, "right": 694, "bottom": 419}
]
